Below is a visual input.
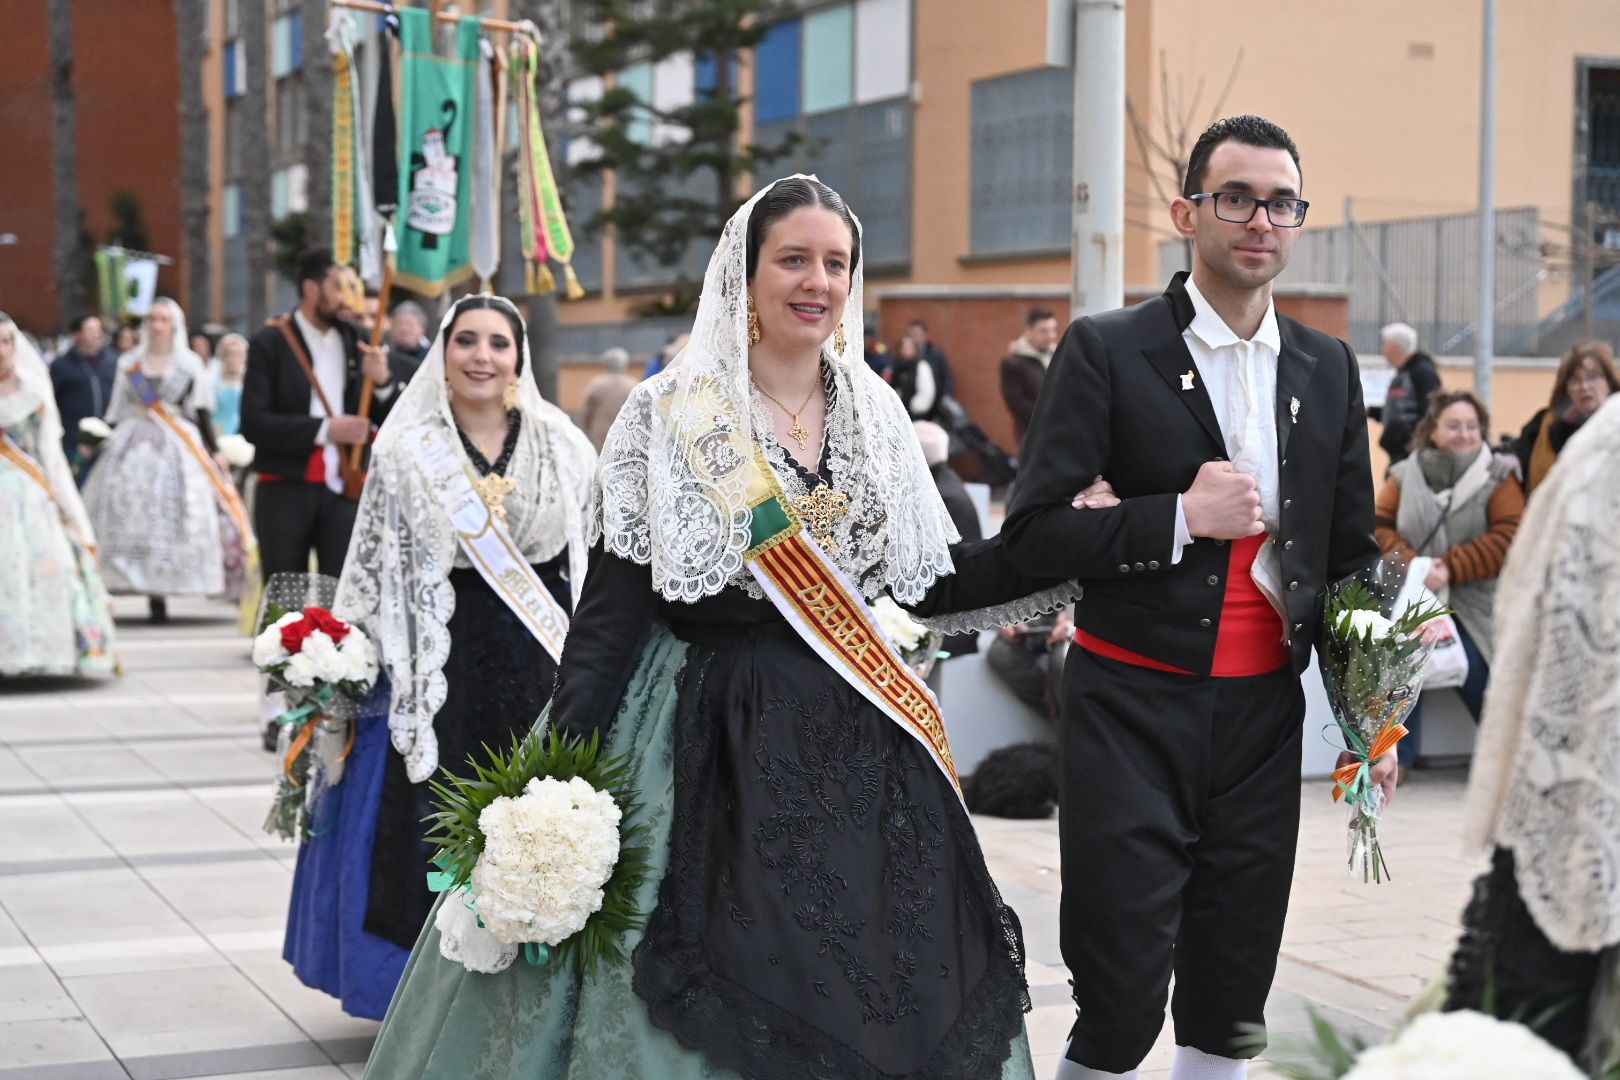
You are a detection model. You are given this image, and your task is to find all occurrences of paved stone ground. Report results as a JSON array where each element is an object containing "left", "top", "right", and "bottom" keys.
[{"left": 0, "top": 597, "right": 1484, "bottom": 1079}]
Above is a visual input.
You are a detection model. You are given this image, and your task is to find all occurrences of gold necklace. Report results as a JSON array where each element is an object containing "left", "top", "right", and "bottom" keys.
[{"left": 753, "top": 378, "right": 819, "bottom": 450}]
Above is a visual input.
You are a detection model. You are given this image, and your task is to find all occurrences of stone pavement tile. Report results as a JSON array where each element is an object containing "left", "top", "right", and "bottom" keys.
[
  {"left": 0, "top": 797, "right": 116, "bottom": 864},
  {"left": 0, "top": 867, "right": 192, "bottom": 949},
  {"left": 0, "top": 748, "right": 40, "bottom": 790},
  {"left": 137, "top": 859, "right": 294, "bottom": 936},
  {"left": 191, "top": 1069, "right": 349, "bottom": 1080},
  {"left": 62, "top": 964, "right": 310, "bottom": 1060},
  {"left": 15, "top": 744, "right": 169, "bottom": 787},
  {"left": 92, "top": 707, "right": 216, "bottom": 740},
  {"left": 65, "top": 791, "right": 259, "bottom": 858},
  {"left": 37, "top": 934, "right": 225, "bottom": 979},
  {"left": 205, "top": 929, "right": 292, "bottom": 964},
  {"left": 0, "top": 1016, "right": 121, "bottom": 1071},
  {"left": 131, "top": 741, "right": 273, "bottom": 787},
  {"left": 190, "top": 786, "right": 286, "bottom": 843},
  {"left": 0, "top": 709, "right": 106, "bottom": 744},
  {"left": 0, "top": 962, "right": 80, "bottom": 1023},
  {"left": 235, "top": 960, "right": 381, "bottom": 1047}
]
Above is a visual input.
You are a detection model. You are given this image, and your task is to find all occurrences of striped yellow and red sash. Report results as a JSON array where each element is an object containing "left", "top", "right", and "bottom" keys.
[
  {"left": 130, "top": 371, "right": 255, "bottom": 548},
  {"left": 0, "top": 428, "right": 52, "bottom": 496},
  {"left": 740, "top": 452, "right": 961, "bottom": 803}
]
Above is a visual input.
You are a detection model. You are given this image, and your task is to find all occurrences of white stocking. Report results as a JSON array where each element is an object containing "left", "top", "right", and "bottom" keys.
[
  {"left": 1169, "top": 1045, "right": 1246, "bottom": 1080},
  {"left": 1054, "top": 1040, "right": 1138, "bottom": 1080}
]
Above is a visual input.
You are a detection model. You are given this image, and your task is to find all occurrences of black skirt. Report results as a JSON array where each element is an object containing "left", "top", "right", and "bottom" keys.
[
  {"left": 630, "top": 609, "right": 1029, "bottom": 1080},
  {"left": 363, "top": 557, "right": 571, "bottom": 949}
]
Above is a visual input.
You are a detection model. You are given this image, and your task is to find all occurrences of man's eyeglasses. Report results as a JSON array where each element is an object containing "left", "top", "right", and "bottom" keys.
[{"left": 1188, "top": 192, "right": 1310, "bottom": 228}]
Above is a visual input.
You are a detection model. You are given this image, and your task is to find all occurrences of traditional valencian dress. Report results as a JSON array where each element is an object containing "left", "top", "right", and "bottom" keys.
[
  {"left": 81, "top": 301, "right": 248, "bottom": 599},
  {"left": 284, "top": 296, "right": 595, "bottom": 1019},
  {"left": 0, "top": 319, "right": 116, "bottom": 676},
  {"left": 362, "top": 178, "right": 1078, "bottom": 1079}
]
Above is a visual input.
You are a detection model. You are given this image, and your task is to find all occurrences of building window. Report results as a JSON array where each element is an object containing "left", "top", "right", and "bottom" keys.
[
  {"left": 801, "top": 5, "right": 853, "bottom": 114},
  {"left": 224, "top": 41, "right": 245, "bottom": 99},
  {"left": 969, "top": 66, "right": 1073, "bottom": 257},
  {"left": 617, "top": 62, "right": 654, "bottom": 147},
  {"left": 224, "top": 184, "right": 242, "bottom": 238},
  {"left": 754, "top": 20, "right": 801, "bottom": 124},
  {"left": 854, "top": 0, "right": 909, "bottom": 104},
  {"left": 272, "top": 11, "right": 303, "bottom": 78}
]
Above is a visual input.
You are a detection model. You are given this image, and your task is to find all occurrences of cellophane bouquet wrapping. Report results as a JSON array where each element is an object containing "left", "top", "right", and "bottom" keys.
[
  {"left": 1319, "top": 557, "right": 1447, "bottom": 883},
  {"left": 253, "top": 573, "right": 379, "bottom": 840}
]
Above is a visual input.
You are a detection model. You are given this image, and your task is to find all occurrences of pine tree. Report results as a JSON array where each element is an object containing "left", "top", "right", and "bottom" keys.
[{"left": 570, "top": 0, "right": 800, "bottom": 283}]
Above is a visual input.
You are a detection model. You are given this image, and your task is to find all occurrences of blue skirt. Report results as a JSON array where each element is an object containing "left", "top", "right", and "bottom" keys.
[{"left": 283, "top": 679, "right": 408, "bottom": 1020}]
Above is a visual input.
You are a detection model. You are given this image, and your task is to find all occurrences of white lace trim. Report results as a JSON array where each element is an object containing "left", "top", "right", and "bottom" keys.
[
  {"left": 334, "top": 297, "right": 596, "bottom": 783},
  {"left": 917, "top": 580, "right": 1081, "bottom": 638},
  {"left": 1462, "top": 399, "right": 1620, "bottom": 951},
  {"left": 589, "top": 176, "right": 961, "bottom": 609}
]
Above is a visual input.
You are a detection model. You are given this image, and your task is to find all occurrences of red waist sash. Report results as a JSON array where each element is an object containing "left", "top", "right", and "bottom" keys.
[{"left": 1076, "top": 533, "right": 1289, "bottom": 678}]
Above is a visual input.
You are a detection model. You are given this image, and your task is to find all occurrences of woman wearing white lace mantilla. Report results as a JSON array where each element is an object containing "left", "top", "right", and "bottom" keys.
[
  {"left": 1443, "top": 398, "right": 1620, "bottom": 1076},
  {"left": 284, "top": 294, "right": 594, "bottom": 1020},
  {"left": 363, "top": 177, "right": 1078, "bottom": 1079},
  {"left": 81, "top": 297, "right": 247, "bottom": 620},
  {"left": 0, "top": 314, "right": 116, "bottom": 676}
]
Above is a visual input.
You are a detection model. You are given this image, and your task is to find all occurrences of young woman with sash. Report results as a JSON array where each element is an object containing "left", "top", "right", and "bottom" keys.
[
  {"left": 81, "top": 298, "right": 250, "bottom": 620},
  {"left": 0, "top": 314, "right": 116, "bottom": 676},
  {"left": 284, "top": 294, "right": 595, "bottom": 1019},
  {"left": 362, "top": 178, "right": 1078, "bottom": 1079}
]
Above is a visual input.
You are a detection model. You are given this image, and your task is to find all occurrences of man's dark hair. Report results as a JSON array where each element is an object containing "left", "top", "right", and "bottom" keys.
[
  {"left": 745, "top": 177, "right": 861, "bottom": 280},
  {"left": 1182, "top": 115, "right": 1301, "bottom": 198},
  {"left": 909, "top": 318, "right": 928, "bottom": 331},
  {"left": 1026, "top": 307, "right": 1056, "bottom": 327},
  {"left": 69, "top": 313, "right": 101, "bottom": 334},
  {"left": 296, "top": 247, "right": 337, "bottom": 289}
]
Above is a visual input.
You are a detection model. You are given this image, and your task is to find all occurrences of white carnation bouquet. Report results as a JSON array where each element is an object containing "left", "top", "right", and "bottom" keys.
[
  {"left": 426, "top": 729, "right": 650, "bottom": 975},
  {"left": 1342, "top": 1011, "right": 1583, "bottom": 1080},
  {"left": 253, "top": 602, "right": 380, "bottom": 839},
  {"left": 872, "top": 595, "right": 946, "bottom": 677},
  {"left": 1319, "top": 558, "right": 1447, "bottom": 883}
]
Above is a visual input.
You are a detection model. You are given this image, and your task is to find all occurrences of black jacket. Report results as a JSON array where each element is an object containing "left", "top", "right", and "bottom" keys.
[
  {"left": 1371, "top": 351, "right": 1440, "bottom": 462},
  {"left": 1001, "top": 272, "right": 1378, "bottom": 677},
  {"left": 241, "top": 313, "right": 396, "bottom": 481},
  {"left": 49, "top": 345, "right": 119, "bottom": 460}
]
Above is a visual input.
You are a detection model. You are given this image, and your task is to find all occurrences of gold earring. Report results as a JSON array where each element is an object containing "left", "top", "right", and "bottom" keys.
[
  {"left": 833, "top": 324, "right": 847, "bottom": 357},
  {"left": 502, "top": 381, "right": 520, "bottom": 411},
  {"left": 746, "top": 295, "right": 762, "bottom": 348}
]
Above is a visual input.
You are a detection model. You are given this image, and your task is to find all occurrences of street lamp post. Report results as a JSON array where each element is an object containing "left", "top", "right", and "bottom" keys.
[
  {"left": 1475, "top": 0, "right": 1496, "bottom": 406},
  {"left": 1070, "top": 0, "right": 1126, "bottom": 318}
]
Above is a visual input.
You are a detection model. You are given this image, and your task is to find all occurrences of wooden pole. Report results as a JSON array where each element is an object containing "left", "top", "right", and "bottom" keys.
[
  {"left": 347, "top": 255, "right": 393, "bottom": 472},
  {"left": 328, "top": 0, "right": 534, "bottom": 36}
]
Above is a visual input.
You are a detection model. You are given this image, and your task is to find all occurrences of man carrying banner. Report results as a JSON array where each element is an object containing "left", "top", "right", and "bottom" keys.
[{"left": 243, "top": 246, "right": 398, "bottom": 587}]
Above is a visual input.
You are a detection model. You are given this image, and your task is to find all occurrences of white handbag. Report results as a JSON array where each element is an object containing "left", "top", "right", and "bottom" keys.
[{"left": 1395, "top": 557, "right": 1470, "bottom": 692}]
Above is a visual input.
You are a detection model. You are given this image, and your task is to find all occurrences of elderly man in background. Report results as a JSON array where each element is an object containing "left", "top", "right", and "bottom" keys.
[
  {"left": 385, "top": 300, "right": 432, "bottom": 385},
  {"left": 1369, "top": 321, "right": 1441, "bottom": 466},
  {"left": 578, "top": 346, "right": 638, "bottom": 452}
]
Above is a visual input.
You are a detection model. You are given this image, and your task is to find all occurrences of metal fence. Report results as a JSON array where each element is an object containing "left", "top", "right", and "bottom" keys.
[{"left": 1159, "top": 206, "right": 1545, "bottom": 355}]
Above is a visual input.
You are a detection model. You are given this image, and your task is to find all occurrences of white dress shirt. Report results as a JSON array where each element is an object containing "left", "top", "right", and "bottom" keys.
[
  {"left": 294, "top": 309, "right": 349, "bottom": 494},
  {"left": 1170, "top": 277, "right": 1287, "bottom": 616}
]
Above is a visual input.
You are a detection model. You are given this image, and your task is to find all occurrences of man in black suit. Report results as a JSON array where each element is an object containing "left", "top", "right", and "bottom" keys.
[
  {"left": 1002, "top": 117, "right": 1385, "bottom": 1080},
  {"left": 49, "top": 314, "right": 119, "bottom": 470},
  {"left": 241, "top": 247, "right": 397, "bottom": 581}
]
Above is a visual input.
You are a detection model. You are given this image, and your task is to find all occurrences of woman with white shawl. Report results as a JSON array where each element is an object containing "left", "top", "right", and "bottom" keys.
[
  {"left": 363, "top": 178, "right": 1078, "bottom": 1079},
  {"left": 0, "top": 314, "right": 116, "bottom": 676},
  {"left": 283, "top": 294, "right": 595, "bottom": 1020},
  {"left": 1444, "top": 397, "right": 1620, "bottom": 1075},
  {"left": 81, "top": 297, "right": 247, "bottom": 619}
]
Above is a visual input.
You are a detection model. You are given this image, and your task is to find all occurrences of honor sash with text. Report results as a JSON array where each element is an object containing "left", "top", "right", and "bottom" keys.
[{"left": 417, "top": 428, "right": 570, "bottom": 664}]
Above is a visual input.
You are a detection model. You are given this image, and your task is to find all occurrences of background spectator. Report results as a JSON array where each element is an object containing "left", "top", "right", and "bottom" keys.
[
  {"left": 1515, "top": 339, "right": 1619, "bottom": 498},
  {"left": 862, "top": 324, "right": 889, "bottom": 377},
  {"left": 49, "top": 313, "right": 119, "bottom": 469},
  {"left": 579, "top": 346, "right": 637, "bottom": 452},
  {"left": 1370, "top": 321, "right": 1441, "bottom": 465},
  {"left": 643, "top": 331, "right": 689, "bottom": 380},
  {"left": 906, "top": 318, "right": 953, "bottom": 419},
  {"left": 386, "top": 300, "right": 431, "bottom": 385},
  {"left": 113, "top": 323, "right": 139, "bottom": 356},
  {"left": 886, "top": 334, "right": 936, "bottom": 419},
  {"left": 212, "top": 333, "right": 248, "bottom": 439},
  {"left": 913, "top": 420, "right": 981, "bottom": 670},
  {"left": 1375, "top": 390, "right": 1522, "bottom": 772},
  {"left": 999, "top": 307, "right": 1059, "bottom": 448}
]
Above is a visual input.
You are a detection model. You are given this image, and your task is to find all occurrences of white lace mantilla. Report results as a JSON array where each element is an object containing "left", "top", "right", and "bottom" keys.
[
  {"left": 334, "top": 297, "right": 596, "bottom": 783},
  {"left": 590, "top": 175, "right": 1078, "bottom": 630},
  {"left": 1462, "top": 398, "right": 1620, "bottom": 952}
]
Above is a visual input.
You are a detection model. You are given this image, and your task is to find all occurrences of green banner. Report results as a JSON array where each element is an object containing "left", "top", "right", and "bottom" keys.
[
  {"left": 94, "top": 247, "right": 126, "bottom": 320},
  {"left": 394, "top": 9, "right": 480, "bottom": 296}
]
